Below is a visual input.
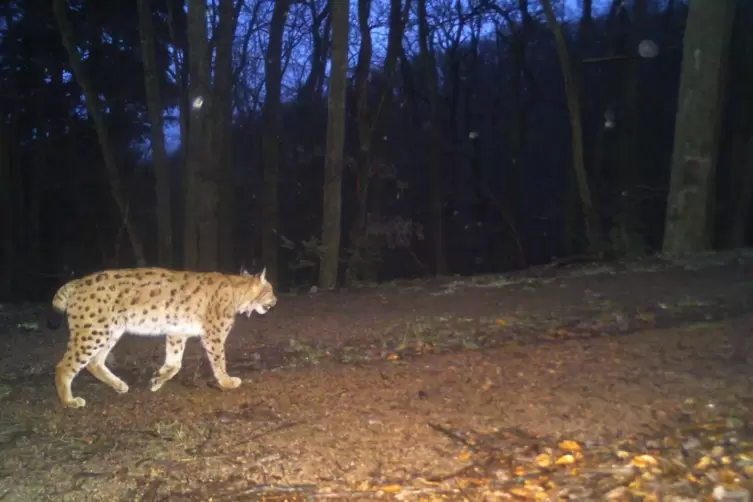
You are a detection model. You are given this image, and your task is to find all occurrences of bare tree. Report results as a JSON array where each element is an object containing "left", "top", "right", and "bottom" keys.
[
  {"left": 345, "top": 0, "right": 374, "bottom": 284},
  {"left": 663, "top": 0, "right": 734, "bottom": 253},
  {"left": 611, "top": 0, "right": 648, "bottom": 255},
  {"left": 345, "top": 0, "right": 407, "bottom": 284},
  {"left": 212, "top": 0, "right": 240, "bottom": 271},
  {"left": 417, "top": 0, "right": 447, "bottom": 274},
  {"left": 28, "top": 76, "right": 47, "bottom": 294},
  {"left": 300, "top": 0, "right": 331, "bottom": 106},
  {"left": 261, "top": 0, "right": 291, "bottom": 285},
  {"left": 319, "top": 0, "right": 349, "bottom": 289},
  {"left": 166, "top": 0, "right": 190, "bottom": 159},
  {"left": 377, "top": 0, "right": 407, "bottom": 200},
  {"left": 0, "top": 8, "right": 15, "bottom": 298},
  {"left": 541, "top": 0, "right": 604, "bottom": 254},
  {"left": 0, "top": 112, "right": 11, "bottom": 298},
  {"left": 722, "top": 0, "right": 753, "bottom": 249},
  {"left": 184, "top": 0, "right": 218, "bottom": 270},
  {"left": 562, "top": 0, "right": 592, "bottom": 255},
  {"left": 470, "top": 0, "right": 528, "bottom": 267},
  {"left": 53, "top": 0, "right": 147, "bottom": 266},
  {"left": 137, "top": 0, "right": 173, "bottom": 267},
  {"left": 503, "top": 0, "right": 533, "bottom": 261}
]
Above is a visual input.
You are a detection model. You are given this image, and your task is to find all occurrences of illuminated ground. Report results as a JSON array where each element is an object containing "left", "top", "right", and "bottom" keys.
[{"left": 1, "top": 251, "right": 753, "bottom": 501}]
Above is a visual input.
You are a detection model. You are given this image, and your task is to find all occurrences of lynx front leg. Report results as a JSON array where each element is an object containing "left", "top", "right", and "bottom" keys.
[
  {"left": 150, "top": 335, "right": 187, "bottom": 392},
  {"left": 200, "top": 328, "right": 241, "bottom": 390}
]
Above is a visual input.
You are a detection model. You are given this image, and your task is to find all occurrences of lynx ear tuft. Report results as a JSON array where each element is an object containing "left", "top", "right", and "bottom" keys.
[{"left": 240, "top": 265, "right": 250, "bottom": 276}]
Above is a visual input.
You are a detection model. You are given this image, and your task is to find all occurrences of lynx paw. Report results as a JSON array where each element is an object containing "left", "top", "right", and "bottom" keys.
[
  {"left": 218, "top": 376, "right": 242, "bottom": 390},
  {"left": 64, "top": 397, "right": 86, "bottom": 409},
  {"left": 149, "top": 377, "right": 165, "bottom": 392},
  {"left": 114, "top": 381, "right": 129, "bottom": 394}
]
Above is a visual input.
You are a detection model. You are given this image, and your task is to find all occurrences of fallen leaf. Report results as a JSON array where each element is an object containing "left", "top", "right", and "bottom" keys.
[
  {"left": 555, "top": 454, "right": 575, "bottom": 465},
  {"left": 509, "top": 487, "right": 532, "bottom": 497},
  {"left": 535, "top": 453, "right": 553, "bottom": 468},
  {"left": 558, "top": 440, "right": 581, "bottom": 452},
  {"left": 693, "top": 456, "right": 712, "bottom": 470},
  {"left": 379, "top": 484, "right": 402, "bottom": 493},
  {"left": 631, "top": 455, "right": 658, "bottom": 468}
]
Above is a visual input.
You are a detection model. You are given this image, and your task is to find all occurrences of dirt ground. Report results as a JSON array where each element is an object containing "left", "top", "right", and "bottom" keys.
[{"left": 2, "top": 252, "right": 753, "bottom": 501}]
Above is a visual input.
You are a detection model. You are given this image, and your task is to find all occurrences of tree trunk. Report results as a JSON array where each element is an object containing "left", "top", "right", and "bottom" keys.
[
  {"left": 24, "top": 33, "right": 49, "bottom": 297},
  {"left": 725, "top": 133, "right": 753, "bottom": 248},
  {"left": 612, "top": 0, "right": 648, "bottom": 256},
  {"left": 212, "top": 0, "right": 239, "bottom": 271},
  {"left": 29, "top": 107, "right": 45, "bottom": 297},
  {"left": 300, "top": 0, "right": 330, "bottom": 106},
  {"left": 417, "top": 0, "right": 447, "bottom": 275},
  {"left": 485, "top": 1, "right": 532, "bottom": 262},
  {"left": 0, "top": 114, "right": 12, "bottom": 299},
  {"left": 344, "top": 0, "right": 406, "bottom": 285},
  {"left": 562, "top": 0, "right": 592, "bottom": 256},
  {"left": 165, "top": 0, "right": 189, "bottom": 266},
  {"left": 506, "top": 7, "right": 525, "bottom": 260},
  {"left": 0, "top": 9, "right": 16, "bottom": 298},
  {"left": 586, "top": 0, "right": 624, "bottom": 255},
  {"left": 722, "top": 0, "right": 753, "bottom": 249},
  {"left": 374, "top": 0, "right": 405, "bottom": 220},
  {"left": 318, "top": 0, "right": 349, "bottom": 289},
  {"left": 541, "top": 0, "right": 605, "bottom": 254},
  {"left": 184, "top": 0, "right": 218, "bottom": 271},
  {"left": 166, "top": 0, "right": 189, "bottom": 154},
  {"left": 53, "top": 0, "right": 147, "bottom": 266},
  {"left": 344, "top": 0, "right": 373, "bottom": 285},
  {"left": 260, "top": 0, "right": 290, "bottom": 285},
  {"left": 137, "top": 0, "right": 173, "bottom": 267},
  {"left": 662, "top": 0, "right": 734, "bottom": 254}
]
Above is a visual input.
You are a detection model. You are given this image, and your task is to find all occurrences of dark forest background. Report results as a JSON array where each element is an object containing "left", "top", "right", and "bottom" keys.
[{"left": 0, "top": 0, "right": 746, "bottom": 300}]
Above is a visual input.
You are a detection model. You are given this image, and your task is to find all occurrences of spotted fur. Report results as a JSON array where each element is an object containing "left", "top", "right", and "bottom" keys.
[{"left": 50, "top": 266, "right": 277, "bottom": 408}]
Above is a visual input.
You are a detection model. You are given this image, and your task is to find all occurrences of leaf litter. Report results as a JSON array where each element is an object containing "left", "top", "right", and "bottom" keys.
[
  {"left": 415, "top": 398, "right": 753, "bottom": 501},
  {"left": 0, "top": 251, "right": 753, "bottom": 500}
]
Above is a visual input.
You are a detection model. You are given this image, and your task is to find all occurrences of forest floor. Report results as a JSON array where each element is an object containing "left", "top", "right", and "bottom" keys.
[{"left": 2, "top": 251, "right": 753, "bottom": 501}]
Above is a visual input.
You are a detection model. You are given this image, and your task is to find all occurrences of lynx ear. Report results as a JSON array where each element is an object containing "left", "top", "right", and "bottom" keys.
[
  {"left": 260, "top": 267, "right": 267, "bottom": 283},
  {"left": 240, "top": 265, "right": 250, "bottom": 276}
]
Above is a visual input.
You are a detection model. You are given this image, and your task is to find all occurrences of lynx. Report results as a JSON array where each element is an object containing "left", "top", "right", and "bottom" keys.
[{"left": 49, "top": 266, "right": 277, "bottom": 408}]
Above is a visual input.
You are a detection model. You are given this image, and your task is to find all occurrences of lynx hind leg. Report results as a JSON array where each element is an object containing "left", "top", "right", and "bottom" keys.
[
  {"left": 56, "top": 326, "right": 117, "bottom": 408},
  {"left": 150, "top": 335, "right": 187, "bottom": 392},
  {"left": 200, "top": 327, "right": 241, "bottom": 391},
  {"left": 86, "top": 330, "right": 128, "bottom": 395}
]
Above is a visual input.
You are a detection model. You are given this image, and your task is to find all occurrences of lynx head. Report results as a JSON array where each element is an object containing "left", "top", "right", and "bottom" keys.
[{"left": 237, "top": 266, "right": 277, "bottom": 317}]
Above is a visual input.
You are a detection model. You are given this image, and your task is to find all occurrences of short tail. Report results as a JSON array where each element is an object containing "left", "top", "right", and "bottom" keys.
[{"left": 47, "top": 280, "right": 78, "bottom": 330}]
